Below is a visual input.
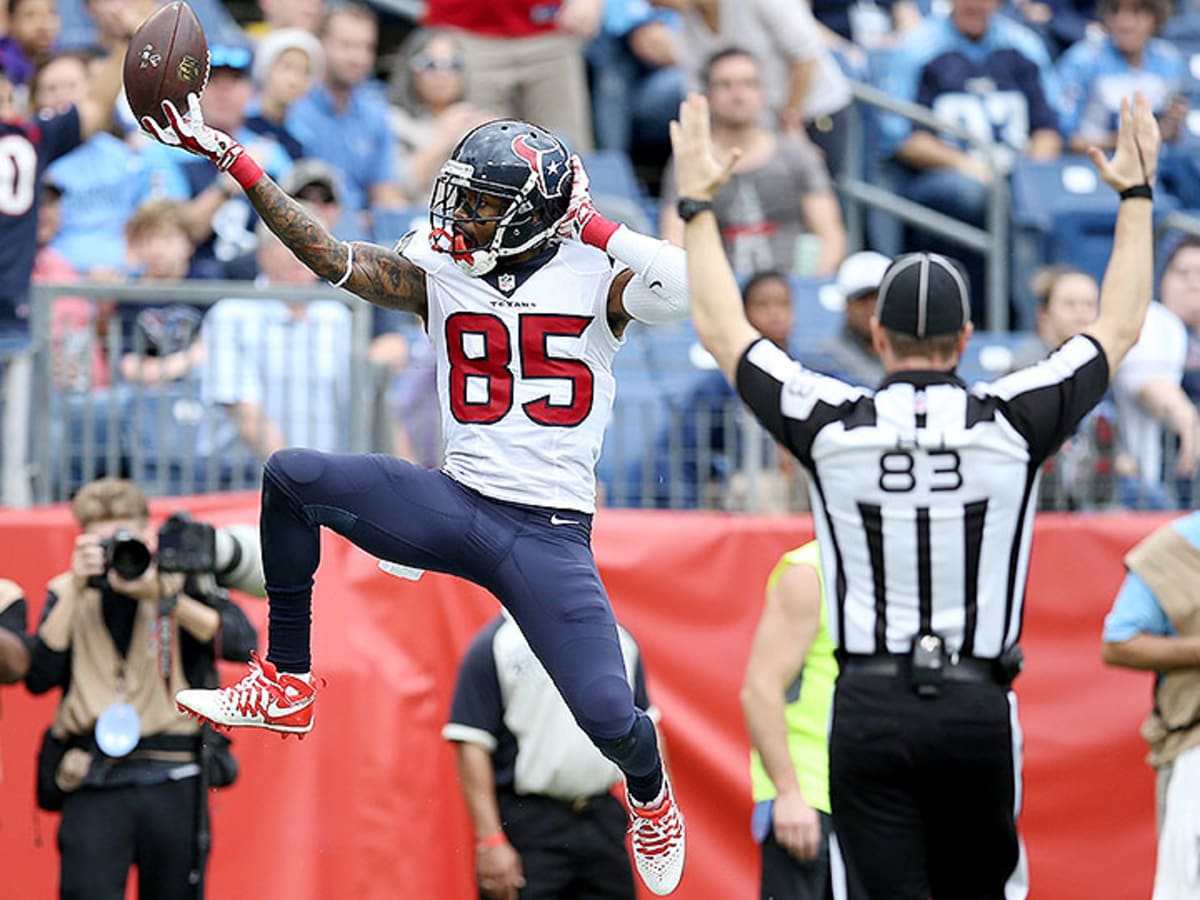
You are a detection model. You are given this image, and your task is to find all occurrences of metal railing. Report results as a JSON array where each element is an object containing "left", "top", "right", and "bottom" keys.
[
  {"left": 5, "top": 278, "right": 1193, "bottom": 512},
  {"left": 839, "top": 79, "right": 1010, "bottom": 330},
  {"left": 20, "top": 281, "right": 378, "bottom": 505}
]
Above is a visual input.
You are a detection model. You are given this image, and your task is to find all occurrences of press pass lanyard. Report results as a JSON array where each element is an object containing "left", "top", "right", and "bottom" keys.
[{"left": 153, "top": 594, "right": 179, "bottom": 697}]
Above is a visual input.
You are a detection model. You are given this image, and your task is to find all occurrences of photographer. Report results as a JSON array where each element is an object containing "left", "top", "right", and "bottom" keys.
[{"left": 25, "top": 478, "right": 258, "bottom": 900}]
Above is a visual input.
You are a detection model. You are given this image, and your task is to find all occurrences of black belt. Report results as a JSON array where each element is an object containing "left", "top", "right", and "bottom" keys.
[
  {"left": 497, "top": 789, "right": 616, "bottom": 816},
  {"left": 840, "top": 652, "right": 1010, "bottom": 686}
]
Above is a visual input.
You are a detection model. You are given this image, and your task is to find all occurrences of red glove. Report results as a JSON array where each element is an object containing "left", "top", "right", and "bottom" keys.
[
  {"left": 556, "top": 154, "right": 620, "bottom": 250},
  {"left": 141, "top": 93, "right": 264, "bottom": 191}
]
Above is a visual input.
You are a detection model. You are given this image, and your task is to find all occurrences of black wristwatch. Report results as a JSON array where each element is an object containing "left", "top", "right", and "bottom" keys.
[{"left": 677, "top": 197, "right": 714, "bottom": 222}]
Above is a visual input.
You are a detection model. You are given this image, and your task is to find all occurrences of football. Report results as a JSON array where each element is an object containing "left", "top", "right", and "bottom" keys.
[{"left": 123, "top": 1, "right": 209, "bottom": 129}]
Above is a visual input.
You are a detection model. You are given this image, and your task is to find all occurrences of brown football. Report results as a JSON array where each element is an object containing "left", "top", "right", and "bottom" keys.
[{"left": 123, "top": 1, "right": 209, "bottom": 128}]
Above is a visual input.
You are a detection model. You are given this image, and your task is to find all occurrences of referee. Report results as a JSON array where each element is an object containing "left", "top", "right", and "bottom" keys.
[{"left": 670, "top": 93, "right": 1159, "bottom": 899}]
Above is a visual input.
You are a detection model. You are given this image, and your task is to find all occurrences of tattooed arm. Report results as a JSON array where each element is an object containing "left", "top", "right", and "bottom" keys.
[
  {"left": 136, "top": 97, "right": 429, "bottom": 316},
  {"left": 246, "top": 175, "right": 429, "bottom": 319}
]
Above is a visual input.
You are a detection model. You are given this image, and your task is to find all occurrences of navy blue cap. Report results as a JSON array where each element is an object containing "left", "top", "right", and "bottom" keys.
[{"left": 875, "top": 252, "right": 971, "bottom": 338}]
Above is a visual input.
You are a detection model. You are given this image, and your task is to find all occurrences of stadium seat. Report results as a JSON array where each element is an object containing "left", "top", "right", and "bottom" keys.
[
  {"left": 582, "top": 149, "right": 644, "bottom": 208},
  {"left": 601, "top": 320, "right": 708, "bottom": 505},
  {"left": 958, "top": 331, "right": 1031, "bottom": 384},
  {"left": 583, "top": 150, "right": 656, "bottom": 235},
  {"left": 788, "top": 276, "right": 844, "bottom": 353},
  {"left": 1010, "top": 156, "right": 1178, "bottom": 325}
]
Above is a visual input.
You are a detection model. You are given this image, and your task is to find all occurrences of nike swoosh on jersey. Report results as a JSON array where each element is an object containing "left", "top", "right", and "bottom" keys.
[{"left": 550, "top": 514, "right": 581, "bottom": 526}]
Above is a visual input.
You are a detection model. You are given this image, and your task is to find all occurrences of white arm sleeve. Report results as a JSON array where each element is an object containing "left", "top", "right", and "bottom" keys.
[{"left": 606, "top": 225, "right": 689, "bottom": 324}]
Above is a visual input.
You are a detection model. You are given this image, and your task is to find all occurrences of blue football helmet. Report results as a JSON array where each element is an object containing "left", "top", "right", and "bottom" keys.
[{"left": 429, "top": 119, "right": 572, "bottom": 276}]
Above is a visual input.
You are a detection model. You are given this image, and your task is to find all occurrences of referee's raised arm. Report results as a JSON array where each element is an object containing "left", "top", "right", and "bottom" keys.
[
  {"left": 668, "top": 94, "right": 761, "bottom": 384},
  {"left": 1084, "top": 92, "right": 1160, "bottom": 374}
]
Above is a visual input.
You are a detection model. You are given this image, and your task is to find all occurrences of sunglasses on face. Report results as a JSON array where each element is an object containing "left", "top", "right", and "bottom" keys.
[
  {"left": 296, "top": 186, "right": 337, "bottom": 205},
  {"left": 411, "top": 54, "right": 464, "bottom": 74}
]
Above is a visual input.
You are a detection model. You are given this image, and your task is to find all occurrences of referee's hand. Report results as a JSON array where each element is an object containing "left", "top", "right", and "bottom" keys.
[
  {"left": 1088, "top": 91, "right": 1160, "bottom": 192},
  {"left": 670, "top": 93, "right": 740, "bottom": 202},
  {"left": 772, "top": 790, "right": 823, "bottom": 861}
]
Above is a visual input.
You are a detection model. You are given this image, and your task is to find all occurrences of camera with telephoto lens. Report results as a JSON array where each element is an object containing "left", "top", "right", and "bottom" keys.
[{"left": 90, "top": 512, "right": 266, "bottom": 597}]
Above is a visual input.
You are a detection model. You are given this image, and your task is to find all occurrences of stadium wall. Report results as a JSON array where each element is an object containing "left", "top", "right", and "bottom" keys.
[{"left": 0, "top": 500, "right": 1172, "bottom": 899}]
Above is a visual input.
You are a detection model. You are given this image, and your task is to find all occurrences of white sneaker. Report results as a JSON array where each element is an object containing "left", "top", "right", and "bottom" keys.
[
  {"left": 176, "top": 652, "right": 316, "bottom": 734},
  {"left": 628, "top": 778, "right": 686, "bottom": 895}
]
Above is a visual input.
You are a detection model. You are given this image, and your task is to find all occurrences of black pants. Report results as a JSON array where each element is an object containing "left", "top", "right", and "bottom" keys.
[
  {"left": 57, "top": 777, "right": 205, "bottom": 900},
  {"left": 494, "top": 790, "right": 636, "bottom": 900},
  {"left": 828, "top": 674, "right": 1023, "bottom": 900},
  {"left": 760, "top": 810, "right": 833, "bottom": 900}
]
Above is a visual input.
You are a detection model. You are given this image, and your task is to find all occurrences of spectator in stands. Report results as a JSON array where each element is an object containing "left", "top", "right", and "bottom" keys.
[
  {"left": 633, "top": 270, "right": 797, "bottom": 509},
  {"left": 0, "top": 0, "right": 140, "bottom": 347},
  {"left": 1009, "top": 265, "right": 1129, "bottom": 508},
  {"left": 1111, "top": 284, "right": 1198, "bottom": 507},
  {"left": 587, "top": 0, "right": 684, "bottom": 178},
  {"left": 140, "top": 44, "right": 293, "bottom": 277},
  {"left": 423, "top": 0, "right": 600, "bottom": 152},
  {"left": 0, "top": 61, "right": 17, "bottom": 117},
  {"left": 36, "top": 51, "right": 149, "bottom": 280},
  {"left": 446, "top": 610, "right": 654, "bottom": 900},
  {"left": 1008, "top": 0, "right": 1101, "bottom": 58},
  {"left": 0, "top": 0, "right": 59, "bottom": 87},
  {"left": 878, "top": 0, "right": 1063, "bottom": 320},
  {"left": 287, "top": 4, "right": 404, "bottom": 241},
  {"left": 1160, "top": 236, "right": 1200, "bottom": 406},
  {"left": 802, "top": 250, "right": 889, "bottom": 386},
  {"left": 1103, "top": 511, "right": 1200, "bottom": 900},
  {"left": 387, "top": 331, "right": 441, "bottom": 467},
  {"left": 245, "top": 28, "right": 324, "bottom": 161},
  {"left": 388, "top": 29, "right": 492, "bottom": 205},
  {"left": 809, "top": 0, "right": 922, "bottom": 47},
  {"left": 118, "top": 200, "right": 204, "bottom": 387},
  {"left": 25, "top": 476, "right": 256, "bottom": 900},
  {"left": 248, "top": 0, "right": 325, "bottom": 40},
  {"left": 61, "top": 0, "right": 245, "bottom": 56},
  {"left": 200, "top": 222, "right": 353, "bottom": 461},
  {"left": 660, "top": 48, "right": 846, "bottom": 279},
  {"left": 656, "top": 0, "right": 854, "bottom": 176},
  {"left": 1057, "top": 0, "right": 1185, "bottom": 154},
  {"left": 1009, "top": 264, "right": 1099, "bottom": 366},
  {"left": 36, "top": 181, "right": 111, "bottom": 392}
]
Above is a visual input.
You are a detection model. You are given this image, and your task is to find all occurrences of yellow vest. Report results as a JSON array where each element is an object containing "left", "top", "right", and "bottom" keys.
[{"left": 749, "top": 541, "right": 838, "bottom": 813}]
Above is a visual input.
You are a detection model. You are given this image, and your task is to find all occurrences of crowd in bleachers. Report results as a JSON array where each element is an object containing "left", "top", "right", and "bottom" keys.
[{"left": 4, "top": 0, "right": 1200, "bottom": 510}]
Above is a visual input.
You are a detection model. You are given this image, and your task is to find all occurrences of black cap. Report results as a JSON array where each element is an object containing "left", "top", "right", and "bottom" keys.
[{"left": 875, "top": 252, "right": 971, "bottom": 338}]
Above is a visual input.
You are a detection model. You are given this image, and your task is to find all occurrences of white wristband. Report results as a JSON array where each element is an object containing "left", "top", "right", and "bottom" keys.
[{"left": 331, "top": 243, "right": 354, "bottom": 288}]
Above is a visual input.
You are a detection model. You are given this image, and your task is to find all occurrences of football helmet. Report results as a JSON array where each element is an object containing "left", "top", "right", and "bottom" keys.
[{"left": 429, "top": 119, "right": 572, "bottom": 276}]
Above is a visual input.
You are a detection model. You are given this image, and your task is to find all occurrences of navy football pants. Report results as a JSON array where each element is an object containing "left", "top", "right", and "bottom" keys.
[{"left": 260, "top": 449, "right": 662, "bottom": 797}]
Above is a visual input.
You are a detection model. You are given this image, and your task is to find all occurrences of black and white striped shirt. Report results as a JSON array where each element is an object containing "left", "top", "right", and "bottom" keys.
[{"left": 737, "top": 334, "right": 1110, "bottom": 657}]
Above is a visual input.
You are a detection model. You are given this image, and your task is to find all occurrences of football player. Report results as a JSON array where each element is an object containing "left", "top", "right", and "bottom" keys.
[{"left": 140, "top": 97, "right": 687, "bottom": 895}]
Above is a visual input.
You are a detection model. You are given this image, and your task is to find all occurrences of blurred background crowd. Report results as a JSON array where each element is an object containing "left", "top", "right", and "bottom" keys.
[{"left": 4, "top": 0, "right": 1200, "bottom": 512}]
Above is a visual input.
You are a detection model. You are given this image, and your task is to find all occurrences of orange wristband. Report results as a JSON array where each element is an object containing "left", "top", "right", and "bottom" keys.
[
  {"left": 228, "top": 151, "right": 264, "bottom": 191},
  {"left": 476, "top": 832, "right": 508, "bottom": 851}
]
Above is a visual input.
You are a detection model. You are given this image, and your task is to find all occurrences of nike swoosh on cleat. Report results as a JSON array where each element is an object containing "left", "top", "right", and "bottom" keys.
[
  {"left": 550, "top": 514, "right": 581, "bottom": 526},
  {"left": 265, "top": 696, "right": 315, "bottom": 718}
]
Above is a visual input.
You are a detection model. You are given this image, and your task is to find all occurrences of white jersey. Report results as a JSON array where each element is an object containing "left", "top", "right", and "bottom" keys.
[{"left": 400, "top": 226, "right": 622, "bottom": 513}]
